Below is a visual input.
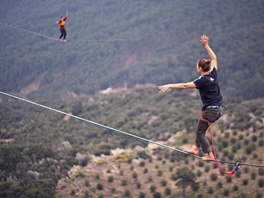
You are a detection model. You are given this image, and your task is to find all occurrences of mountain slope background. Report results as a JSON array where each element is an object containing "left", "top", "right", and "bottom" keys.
[
  {"left": 1, "top": 0, "right": 264, "bottom": 198},
  {"left": 0, "top": 0, "right": 264, "bottom": 100}
]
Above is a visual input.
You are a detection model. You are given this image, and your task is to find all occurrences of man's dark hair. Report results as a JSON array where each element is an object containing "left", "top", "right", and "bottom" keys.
[{"left": 198, "top": 59, "right": 211, "bottom": 72}]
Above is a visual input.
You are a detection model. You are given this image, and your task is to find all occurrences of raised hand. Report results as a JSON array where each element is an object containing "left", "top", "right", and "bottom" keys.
[{"left": 200, "top": 35, "right": 209, "bottom": 46}]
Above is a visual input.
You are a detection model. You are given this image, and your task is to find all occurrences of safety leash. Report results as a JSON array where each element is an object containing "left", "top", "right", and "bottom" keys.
[
  {"left": 207, "top": 120, "right": 240, "bottom": 175},
  {"left": 201, "top": 109, "right": 240, "bottom": 176}
]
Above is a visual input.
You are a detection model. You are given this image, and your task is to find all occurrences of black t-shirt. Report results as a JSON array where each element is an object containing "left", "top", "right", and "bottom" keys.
[{"left": 193, "top": 67, "right": 222, "bottom": 109}]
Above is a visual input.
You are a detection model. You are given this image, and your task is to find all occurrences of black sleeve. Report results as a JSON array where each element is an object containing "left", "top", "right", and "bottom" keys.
[
  {"left": 210, "top": 68, "right": 217, "bottom": 79},
  {"left": 193, "top": 76, "right": 205, "bottom": 89}
]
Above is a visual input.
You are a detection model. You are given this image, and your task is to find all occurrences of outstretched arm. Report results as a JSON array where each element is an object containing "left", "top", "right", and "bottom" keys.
[
  {"left": 158, "top": 82, "right": 196, "bottom": 92},
  {"left": 200, "top": 35, "right": 218, "bottom": 69}
]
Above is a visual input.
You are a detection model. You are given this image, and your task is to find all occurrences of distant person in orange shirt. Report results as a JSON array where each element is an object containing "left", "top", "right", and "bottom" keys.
[{"left": 56, "top": 12, "right": 68, "bottom": 42}]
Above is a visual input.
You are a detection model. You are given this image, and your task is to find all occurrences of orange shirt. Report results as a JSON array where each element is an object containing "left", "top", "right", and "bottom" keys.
[
  {"left": 58, "top": 16, "right": 67, "bottom": 28},
  {"left": 59, "top": 21, "right": 65, "bottom": 28}
]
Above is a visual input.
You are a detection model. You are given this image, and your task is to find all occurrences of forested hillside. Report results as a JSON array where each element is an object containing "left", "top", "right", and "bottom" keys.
[
  {"left": 0, "top": 0, "right": 264, "bottom": 99},
  {"left": 0, "top": 88, "right": 264, "bottom": 197}
]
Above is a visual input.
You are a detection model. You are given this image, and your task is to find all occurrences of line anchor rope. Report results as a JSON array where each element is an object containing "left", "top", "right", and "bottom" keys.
[
  {"left": 0, "top": 91, "right": 264, "bottom": 173},
  {"left": 0, "top": 21, "right": 58, "bottom": 41}
]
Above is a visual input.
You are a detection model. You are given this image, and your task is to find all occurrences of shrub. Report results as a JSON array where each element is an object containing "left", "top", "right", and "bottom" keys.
[
  {"left": 197, "top": 169, "right": 202, "bottom": 177},
  {"left": 182, "top": 138, "right": 188, "bottom": 144},
  {"left": 232, "top": 185, "right": 239, "bottom": 192},
  {"left": 207, "top": 187, "right": 213, "bottom": 194},
  {"left": 232, "top": 145, "right": 238, "bottom": 153},
  {"left": 144, "top": 168, "right": 148, "bottom": 174},
  {"left": 258, "top": 179, "right": 264, "bottom": 187},
  {"left": 70, "top": 189, "right": 76, "bottom": 196},
  {"left": 239, "top": 134, "right": 244, "bottom": 140},
  {"left": 169, "top": 166, "right": 173, "bottom": 172},
  {"left": 256, "top": 192, "right": 262, "bottom": 198},
  {"left": 95, "top": 174, "right": 100, "bottom": 179},
  {"left": 245, "top": 145, "right": 253, "bottom": 154},
  {"left": 210, "top": 173, "right": 218, "bottom": 181},
  {"left": 212, "top": 163, "right": 217, "bottom": 169},
  {"left": 164, "top": 152, "right": 169, "bottom": 159},
  {"left": 230, "top": 137, "right": 237, "bottom": 144},
  {"left": 253, "top": 153, "right": 258, "bottom": 159},
  {"left": 226, "top": 176, "right": 232, "bottom": 183},
  {"left": 217, "top": 181, "right": 223, "bottom": 189},
  {"left": 153, "top": 192, "right": 162, "bottom": 198},
  {"left": 242, "top": 179, "right": 248, "bottom": 186},
  {"left": 223, "top": 150, "right": 229, "bottom": 157},
  {"left": 160, "top": 180, "right": 167, "bottom": 187},
  {"left": 139, "top": 192, "right": 145, "bottom": 198},
  {"left": 136, "top": 183, "right": 141, "bottom": 189},
  {"left": 198, "top": 161, "right": 204, "bottom": 167},
  {"left": 197, "top": 194, "right": 203, "bottom": 198},
  {"left": 111, "top": 188, "right": 116, "bottom": 193},
  {"left": 120, "top": 170, "right": 123, "bottom": 176},
  {"left": 96, "top": 183, "right": 104, "bottom": 190},
  {"left": 164, "top": 187, "right": 171, "bottom": 196},
  {"left": 259, "top": 168, "right": 264, "bottom": 176},
  {"left": 204, "top": 165, "right": 210, "bottom": 173},
  {"left": 138, "top": 151, "right": 149, "bottom": 159},
  {"left": 244, "top": 139, "right": 250, "bottom": 145},
  {"left": 157, "top": 170, "right": 163, "bottom": 177},
  {"left": 124, "top": 190, "right": 130, "bottom": 197},
  {"left": 191, "top": 182, "right": 199, "bottom": 191},
  {"left": 223, "top": 189, "right": 229, "bottom": 196},
  {"left": 108, "top": 176, "right": 114, "bottom": 183},
  {"left": 259, "top": 139, "right": 264, "bottom": 147},
  {"left": 252, "top": 135, "right": 257, "bottom": 142},
  {"left": 122, "top": 180, "right": 128, "bottom": 186},
  {"left": 83, "top": 191, "right": 89, "bottom": 198},
  {"left": 139, "top": 161, "right": 145, "bottom": 167},
  {"left": 228, "top": 153, "right": 234, "bottom": 160},
  {"left": 132, "top": 172, "right": 138, "bottom": 179},
  {"left": 222, "top": 140, "right": 228, "bottom": 148},
  {"left": 150, "top": 185, "right": 156, "bottom": 193},
  {"left": 128, "top": 158, "right": 133, "bottom": 164},
  {"left": 84, "top": 179, "right": 90, "bottom": 187},
  {"left": 251, "top": 172, "right": 256, "bottom": 180}
]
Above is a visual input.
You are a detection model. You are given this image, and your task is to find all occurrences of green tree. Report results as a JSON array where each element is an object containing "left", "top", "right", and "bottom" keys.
[{"left": 173, "top": 167, "right": 198, "bottom": 197}]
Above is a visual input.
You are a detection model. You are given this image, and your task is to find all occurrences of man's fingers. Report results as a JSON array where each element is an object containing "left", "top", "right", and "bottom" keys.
[{"left": 158, "top": 86, "right": 167, "bottom": 92}]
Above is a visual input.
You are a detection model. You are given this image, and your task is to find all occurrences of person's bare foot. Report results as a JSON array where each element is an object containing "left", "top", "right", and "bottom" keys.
[
  {"left": 184, "top": 145, "right": 200, "bottom": 155},
  {"left": 202, "top": 152, "right": 215, "bottom": 161}
]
